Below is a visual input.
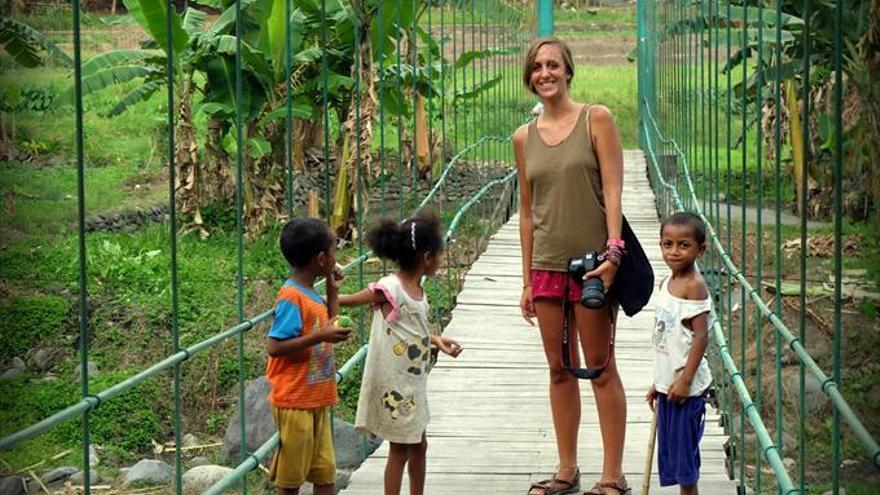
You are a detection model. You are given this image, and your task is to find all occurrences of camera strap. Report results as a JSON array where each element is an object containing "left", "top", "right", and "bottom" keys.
[{"left": 561, "top": 278, "right": 611, "bottom": 380}]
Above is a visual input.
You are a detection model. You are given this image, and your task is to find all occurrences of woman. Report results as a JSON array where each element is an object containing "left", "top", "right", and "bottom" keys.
[{"left": 513, "top": 37, "right": 629, "bottom": 495}]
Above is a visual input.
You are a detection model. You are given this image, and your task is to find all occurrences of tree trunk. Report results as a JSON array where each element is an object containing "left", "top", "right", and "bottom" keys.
[{"left": 785, "top": 79, "right": 817, "bottom": 217}]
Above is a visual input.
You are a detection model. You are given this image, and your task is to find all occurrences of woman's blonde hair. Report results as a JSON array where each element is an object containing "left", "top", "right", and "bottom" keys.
[{"left": 522, "top": 36, "right": 575, "bottom": 95}]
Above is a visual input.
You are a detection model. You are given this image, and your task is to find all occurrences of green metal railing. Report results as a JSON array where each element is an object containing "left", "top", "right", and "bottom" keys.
[
  {"left": 0, "top": 1, "right": 532, "bottom": 493},
  {"left": 638, "top": 0, "right": 879, "bottom": 492}
]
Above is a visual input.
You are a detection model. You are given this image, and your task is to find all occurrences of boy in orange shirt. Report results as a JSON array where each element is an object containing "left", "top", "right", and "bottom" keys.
[{"left": 266, "top": 218, "right": 352, "bottom": 495}]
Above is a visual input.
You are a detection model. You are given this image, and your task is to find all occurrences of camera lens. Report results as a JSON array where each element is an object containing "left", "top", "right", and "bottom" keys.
[{"left": 580, "top": 278, "right": 606, "bottom": 309}]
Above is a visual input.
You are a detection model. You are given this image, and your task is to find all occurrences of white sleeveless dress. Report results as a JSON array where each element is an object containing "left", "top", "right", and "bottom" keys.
[{"left": 354, "top": 274, "right": 433, "bottom": 444}]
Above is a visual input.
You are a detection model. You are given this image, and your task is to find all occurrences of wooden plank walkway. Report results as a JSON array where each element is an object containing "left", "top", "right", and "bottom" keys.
[{"left": 341, "top": 151, "right": 738, "bottom": 494}]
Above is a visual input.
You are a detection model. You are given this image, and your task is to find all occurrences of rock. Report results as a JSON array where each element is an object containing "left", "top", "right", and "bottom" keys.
[
  {"left": 25, "top": 480, "right": 41, "bottom": 494},
  {"left": 68, "top": 470, "right": 100, "bottom": 486},
  {"left": 75, "top": 361, "right": 99, "bottom": 380},
  {"left": 9, "top": 357, "right": 25, "bottom": 370},
  {"left": 1, "top": 367, "right": 23, "bottom": 380},
  {"left": 0, "top": 476, "right": 26, "bottom": 495},
  {"left": 88, "top": 445, "right": 99, "bottom": 467},
  {"left": 822, "top": 490, "right": 845, "bottom": 495},
  {"left": 181, "top": 433, "right": 199, "bottom": 448},
  {"left": 335, "top": 469, "right": 352, "bottom": 490},
  {"left": 782, "top": 369, "right": 828, "bottom": 413},
  {"left": 41, "top": 467, "right": 78, "bottom": 484},
  {"left": 32, "top": 348, "right": 61, "bottom": 372},
  {"left": 221, "top": 377, "right": 276, "bottom": 463},
  {"left": 333, "top": 419, "right": 382, "bottom": 469},
  {"left": 123, "top": 459, "right": 173, "bottom": 487},
  {"left": 181, "top": 465, "right": 233, "bottom": 494},
  {"left": 782, "top": 457, "right": 796, "bottom": 472},
  {"left": 188, "top": 457, "right": 210, "bottom": 468}
]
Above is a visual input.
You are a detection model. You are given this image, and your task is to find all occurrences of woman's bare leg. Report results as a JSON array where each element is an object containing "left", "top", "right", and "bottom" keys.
[
  {"left": 531, "top": 298, "right": 580, "bottom": 491},
  {"left": 574, "top": 304, "right": 626, "bottom": 489}
]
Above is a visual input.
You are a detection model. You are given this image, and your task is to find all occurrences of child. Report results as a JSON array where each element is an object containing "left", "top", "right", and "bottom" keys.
[
  {"left": 339, "top": 209, "right": 462, "bottom": 495},
  {"left": 646, "top": 212, "right": 714, "bottom": 495},
  {"left": 266, "top": 218, "right": 352, "bottom": 495}
]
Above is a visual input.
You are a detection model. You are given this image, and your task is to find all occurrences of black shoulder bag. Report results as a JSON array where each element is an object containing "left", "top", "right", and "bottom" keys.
[{"left": 609, "top": 215, "right": 654, "bottom": 317}]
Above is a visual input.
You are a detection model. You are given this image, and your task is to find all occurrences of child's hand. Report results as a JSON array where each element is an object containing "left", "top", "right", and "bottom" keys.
[
  {"left": 317, "top": 317, "right": 352, "bottom": 343},
  {"left": 433, "top": 336, "right": 462, "bottom": 358},
  {"left": 645, "top": 384, "right": 657, "bottom": 412},
  {"left": 667, "top": 376, "right": 691, "bottom": 404},
  {"left": 329, "top": 263, "right": 345, "bottom": 291}
]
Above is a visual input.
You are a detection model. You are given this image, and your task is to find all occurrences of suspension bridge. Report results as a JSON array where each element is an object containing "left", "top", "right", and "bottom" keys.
[
  {"left": 1, "top": 0, "right": 877, "bottom": 494},
  {"left": 340, "top": 151, "right": 738, "bottom": 494}
]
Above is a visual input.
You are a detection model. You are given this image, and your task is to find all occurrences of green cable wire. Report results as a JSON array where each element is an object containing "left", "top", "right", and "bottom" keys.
[
  {"left": 724, "top": 0, "right": 736, "bottom": 477},
  {"left": 322, "top": 0, "right": 330, "bottom": 221},
  {"left": 799, "top": 0, "right": 812, "bottom": 489},
  {"left": 378, "top": 0, "right": 386, "bottom": 218},
  {"left": 396, "top": 0, "right": 403, "bottom": 219},
  {"left": 285, "top": 0, "right": 294, "bottom": 218},
  {"left": 832, "top": 0, "right": 843, "bottom": 489},
  {"left": 165, "top": 1, "right": 183, "bottom": 493},
  {"left": 756, "top": 0, "right": 765, "bottom": 488},
  {"left": 234, "top": 0, "right": 247, "bottom": 492},
  {"left": 71, "top": 2, "right": 91, "bottom": 493},
  {"left": 353, "top": 0, "right": 364, "bottom": 347},
  {"left": 774, "top": 0, "right": 785, "bottom": 473},
  {"left": 440, "top": 3, "right": 446, "bottom": 181},
  {"left": 452, "top": 3, "right": 457, "bottom": 169},
  {"left": 427, "top": 3, "right": 434, "bottom": 182},
  {"left": 740, "top": 0, "right": 748, "bottom": 485},
  {"left": 410, "top": 0, "right": 418, "bottom": 210}
]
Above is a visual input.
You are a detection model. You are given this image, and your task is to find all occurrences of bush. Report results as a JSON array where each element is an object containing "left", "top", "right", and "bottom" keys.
[
  {"left": 0, "top": 295, "right": 69, "bottom": 360},
  {"left": 0, "top": 369, "right": 168, "bottom": 460}
]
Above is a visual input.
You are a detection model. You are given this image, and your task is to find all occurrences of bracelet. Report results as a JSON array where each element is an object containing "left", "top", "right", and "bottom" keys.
[{"left": 606, "top": 237, "right": 625, "bottom": 249}]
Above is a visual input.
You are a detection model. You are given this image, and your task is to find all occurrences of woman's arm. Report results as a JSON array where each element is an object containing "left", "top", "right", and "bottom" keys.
[
  {"left": 584, "top": 105, "right": 624, "bottom": 291},
  {"left": 513, "top": 124, "right": 536, "bottom": 325},
  {"left": 589, "top": 105, "right": 624, "bottom": 241}
]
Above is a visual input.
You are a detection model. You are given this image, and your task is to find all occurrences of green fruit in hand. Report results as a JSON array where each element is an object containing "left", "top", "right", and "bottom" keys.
[{"left": 337, "top": 316, "right": 354, "bottom": 328}]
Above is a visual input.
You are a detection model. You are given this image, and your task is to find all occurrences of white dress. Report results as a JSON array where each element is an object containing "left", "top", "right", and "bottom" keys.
[
  {"left": 652, "top": 277, "right": 714, "bottom": 396},
  {"left": 354, "top": 274, "right": 433, "bottom": 444}
]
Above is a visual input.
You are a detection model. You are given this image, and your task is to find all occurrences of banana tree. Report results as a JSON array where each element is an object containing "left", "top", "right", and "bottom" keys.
[{"left": 0, "top": 16, "right": 72, "bottom": 149}]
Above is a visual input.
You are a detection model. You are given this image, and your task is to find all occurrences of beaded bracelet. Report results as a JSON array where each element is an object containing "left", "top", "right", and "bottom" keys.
[
  {"left": 602, "top": 245, "right": 626, "bottom": 266},
  {"left": 606, "top": 237, "right": 626, "bottom": 249}
]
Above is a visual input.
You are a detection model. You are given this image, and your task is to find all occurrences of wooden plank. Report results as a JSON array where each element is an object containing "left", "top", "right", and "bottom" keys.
[{"left": 339, "top": 151, "right": 737, "bottom": 494}]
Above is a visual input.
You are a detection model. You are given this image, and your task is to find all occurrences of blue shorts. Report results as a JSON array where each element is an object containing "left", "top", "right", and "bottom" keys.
[{"left": 657, "top": 391, "right": 706, "bottom": 487}]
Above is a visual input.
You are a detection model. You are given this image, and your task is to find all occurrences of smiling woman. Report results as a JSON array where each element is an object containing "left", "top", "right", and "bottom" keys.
[{"left": 512, "top": 36, "right": 631, "bottom": 495}]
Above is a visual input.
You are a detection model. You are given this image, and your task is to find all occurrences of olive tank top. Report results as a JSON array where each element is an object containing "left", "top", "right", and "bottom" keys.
[{"left": 525, "top": 104, "right": 608, "bottom": 271}]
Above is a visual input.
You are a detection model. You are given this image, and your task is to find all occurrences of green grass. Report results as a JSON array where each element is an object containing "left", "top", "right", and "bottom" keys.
[
  {"left": 570, "top": 65, "right": 639, "bottom": 149},
  {"left": 555, "top": 6, "right": 637, "bottom": 25},
  {"left": 555, "top": 29, "right": 635, "bottom": 38}
]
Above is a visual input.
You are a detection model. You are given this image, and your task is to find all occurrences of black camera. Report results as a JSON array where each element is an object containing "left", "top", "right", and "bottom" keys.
[{"left": 567, "top": 252, "right": 606, "bottom": 309}]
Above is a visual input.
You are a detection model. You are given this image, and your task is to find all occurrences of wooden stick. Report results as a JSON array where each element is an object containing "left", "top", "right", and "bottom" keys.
[
  {"left": 28, "top": 469, "right": 51, "bottom": 495},
  {"left": 51, "top": 450, "right": 73, "bottom": 461},
  {"left": 641, "top": 408, "right": 658, "bottom": 495},
  {"left": 17, "top": 460, "right": 46, "bottom": 474},
  {"left": 158, "top": 442, "right": 223, "bottom": 454}
]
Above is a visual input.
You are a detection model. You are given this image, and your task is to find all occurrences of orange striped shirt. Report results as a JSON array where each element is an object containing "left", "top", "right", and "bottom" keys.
[{"left": 266, "top": 280, "right": 337, "bottom": 409}]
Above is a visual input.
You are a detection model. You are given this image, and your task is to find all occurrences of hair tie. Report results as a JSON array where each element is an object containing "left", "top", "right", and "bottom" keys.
[{"left": 410, "top": 222, "right": 417, "bottom": 250}]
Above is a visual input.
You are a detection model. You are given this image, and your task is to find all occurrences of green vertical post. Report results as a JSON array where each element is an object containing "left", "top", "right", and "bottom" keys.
[
  {"left": 832, "top": 0, "right": 844, "bottom": 490},
  {"left": 637, "top": 0, "right": 649, "bottom": 150},
  {"left": 234, "top": 0, "right": 248, "bottom": 492},
  {"left": 165, "top": 1, "right": 183, "bottom": 494},
  {"left": 536, "top": 0, "right": 553, "bottom": 37},
  {"left": 71, "top": 2, "right": 91, "bottom": 494}
]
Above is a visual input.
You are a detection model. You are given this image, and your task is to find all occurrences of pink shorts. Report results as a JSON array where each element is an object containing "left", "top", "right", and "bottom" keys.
[{"left": 530, "top": 269, "right": 581, "bottom": 303}]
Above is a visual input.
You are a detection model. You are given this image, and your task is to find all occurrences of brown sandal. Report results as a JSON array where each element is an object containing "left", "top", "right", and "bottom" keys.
[
  {"left": 583, "top": 477, "right": 631, "bottom": 495},
  {"left": 527, "top": 468, "right": 581, "bottom": 495}
]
